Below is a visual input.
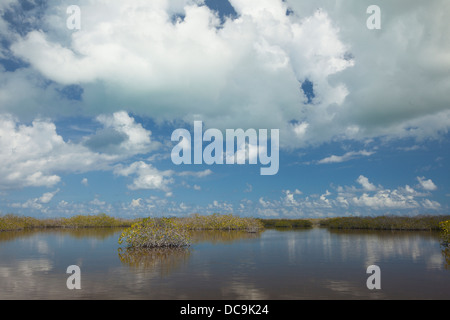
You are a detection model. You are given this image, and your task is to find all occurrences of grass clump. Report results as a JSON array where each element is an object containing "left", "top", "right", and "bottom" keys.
[
  {"left": 322, "top": 215, "right": 450, "bottom": 231},
  {"left": 118, "top": 217, "right": 191, "bottom": 248}
]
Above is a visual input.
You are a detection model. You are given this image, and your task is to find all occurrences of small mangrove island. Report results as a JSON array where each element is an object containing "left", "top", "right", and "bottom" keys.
[{"left": 118, "top": 213, "right": 264, "bottom": 248}]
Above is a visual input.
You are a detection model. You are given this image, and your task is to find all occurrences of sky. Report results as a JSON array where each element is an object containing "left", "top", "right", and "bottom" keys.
[{"left": 0, "top": 0, "right": 449, "bottom": 219}]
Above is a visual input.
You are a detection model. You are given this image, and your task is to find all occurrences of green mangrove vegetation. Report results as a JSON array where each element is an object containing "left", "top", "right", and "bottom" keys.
[
  {"left": 59, "top": 213, "right": 132, "bottom": 228},
  {"left": 0, "top": 213, "right": 132, "bottom": 231},
  {"left": 258, "top": 218, "right": 313, "bottom": 229},
  {"left": 0, "top": 214, "right": 45, "bottom": 231},
  {"left": 119, "top": 217, "right": 191, "bottom": 248},
  {"left": 440, "top": 220, "right": 450, "bottom": 243},
  {"left": 439, "top": 220, "right": 450, "bottom": 269},
  {"left": 321, "top": 215, "right": 450, "bottom": 231},
  {"left": 181, "top": 213, "right": 263, "bottom": 232}
]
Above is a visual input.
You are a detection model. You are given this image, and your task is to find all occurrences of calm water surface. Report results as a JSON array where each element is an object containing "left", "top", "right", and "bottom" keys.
[{"left": 0, "top": 227, "right": 448, "bottom": 299}]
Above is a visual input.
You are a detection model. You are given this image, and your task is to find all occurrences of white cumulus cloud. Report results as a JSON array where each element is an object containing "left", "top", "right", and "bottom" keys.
[
  {"left": 113, "top": 161, "right": 174, "bottom": 191},
  {"left": 318, "top": 150, "right": 375, "bottom": 164},
  {"left": 356, "top": 175, "right": 377, "bottom": 191},
  {"left": 417, "top": 176, "right": 437, "bottom": 191},
  {"left": 0, "top": 111, "right": 158, "bottom": 189}
]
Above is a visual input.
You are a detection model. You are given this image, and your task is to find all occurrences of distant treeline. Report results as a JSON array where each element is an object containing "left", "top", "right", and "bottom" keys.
[
  {"left": 1, "top": 213, "right": 449, "bottom": 233},
  {"left": 320, "top": 215, "right": 450, "bottom": 231},
  {"left": 258, "top": 218, "right": 313, "bottom": 228},
  {"left": 0, "top": 213, "right": 133, "bottom": 231},
  {"left": 0, "top": 213, "right": 264, "bottom": 233}
]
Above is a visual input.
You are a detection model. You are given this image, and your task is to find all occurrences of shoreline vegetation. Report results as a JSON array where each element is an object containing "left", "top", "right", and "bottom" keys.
[
  {"left": 1, "top": 213, "right": 449, "bottom": 248},
  {"left": 320, "top": 215, "right": 450, "bottom": 231},
  {"left": 257, "top": 218, "right": 313, "bottom": 229},
  {"left": 0, "top": 213, "right": 132, "bottom": 232}
]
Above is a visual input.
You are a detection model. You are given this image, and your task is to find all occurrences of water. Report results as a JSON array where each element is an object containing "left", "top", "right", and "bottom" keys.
[{"left": 0, "top": 227, "right": 448, "bottom": 299}]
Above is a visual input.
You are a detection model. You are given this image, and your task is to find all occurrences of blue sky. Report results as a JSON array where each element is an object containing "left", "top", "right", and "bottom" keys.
[{"left": 0, "top": 0, "right": 449, "bottom": 218}]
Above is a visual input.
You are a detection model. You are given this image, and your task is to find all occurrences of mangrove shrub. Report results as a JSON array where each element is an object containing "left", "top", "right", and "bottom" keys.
[
  {"left": 118, "top": 217, "right": 191, "bottom": 248},
  {"left": 440, "top": 220, "right": 450, "bottom": 244}
]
